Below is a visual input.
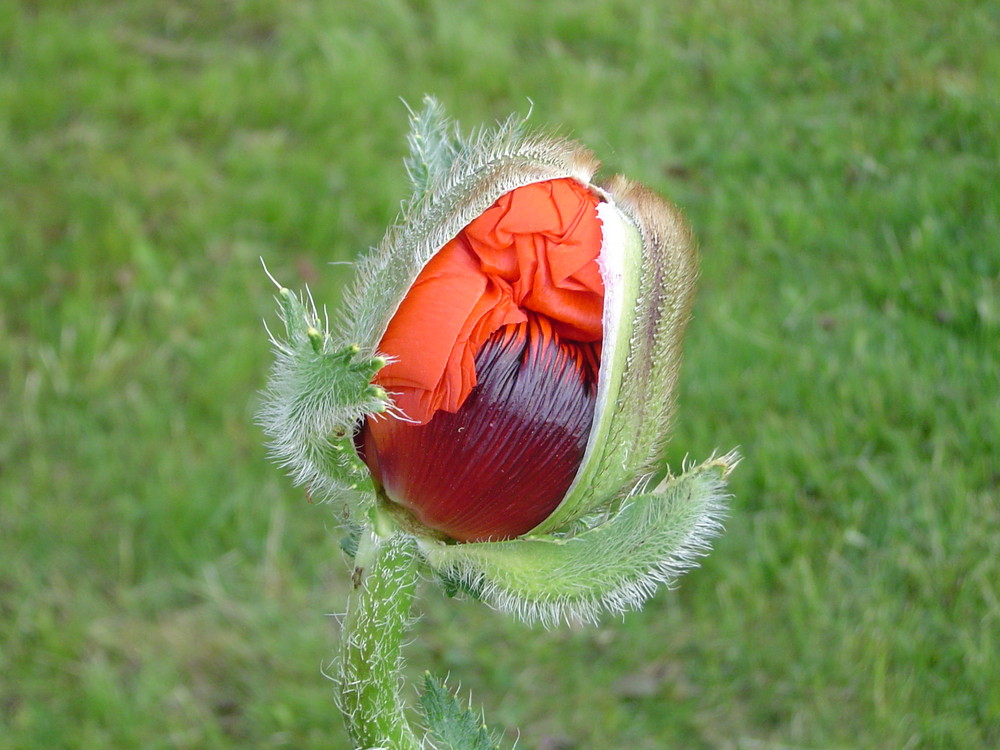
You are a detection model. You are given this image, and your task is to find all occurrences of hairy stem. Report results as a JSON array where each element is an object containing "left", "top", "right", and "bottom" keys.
[{"left": 337, "top": 527, "right": 421, "bottom": 750}]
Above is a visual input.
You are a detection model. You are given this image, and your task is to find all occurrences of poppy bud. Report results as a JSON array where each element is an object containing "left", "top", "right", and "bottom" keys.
[
  {"left": 350, "top": 139, "right": 699, "bottom": 544},
  {"left": 261, "top": 98, "right": 735, "bottom": 624}
]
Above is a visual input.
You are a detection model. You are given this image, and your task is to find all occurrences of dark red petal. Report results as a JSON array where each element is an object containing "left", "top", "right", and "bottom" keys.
[{"left": 360, "top": 316, "right": 598, "bottom": 542}]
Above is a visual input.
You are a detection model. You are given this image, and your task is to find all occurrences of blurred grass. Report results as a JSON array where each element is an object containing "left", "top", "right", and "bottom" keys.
[{"left": 1, "top": 0, "right": 998, "bottom": 748}]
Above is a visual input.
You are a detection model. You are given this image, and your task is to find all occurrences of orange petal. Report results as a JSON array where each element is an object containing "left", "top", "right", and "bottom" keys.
[{"left": 374, "top": 178, "right": 603, "bottom": 425}]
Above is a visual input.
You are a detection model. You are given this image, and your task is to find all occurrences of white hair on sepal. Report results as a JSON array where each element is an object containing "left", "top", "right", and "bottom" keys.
[
  {"left": 416, "top": 452, "right": 737, "bottom": 628},
  {"left": 257, "top": 283, "right": 389, "bottom": 515}
]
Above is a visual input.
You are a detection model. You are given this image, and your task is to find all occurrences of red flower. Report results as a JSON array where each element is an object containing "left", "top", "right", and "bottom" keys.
[{"left": 359, "top": 178, "right": 604, "bottom": 542}]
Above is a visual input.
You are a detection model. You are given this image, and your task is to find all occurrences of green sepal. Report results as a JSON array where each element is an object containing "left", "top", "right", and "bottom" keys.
[
  {"left": 258, "top": 285, "right": 388, "bottom": 515},
  {"left": 403, "top": 95, "right": 463, "bottom": 199},
  {"left": 532, "top": 204, "right": 642, "bottom": 531},
  {"left": 418, "top": 673, "right": 504, "bottom": 750},
  {"left": 533, "top": 179, "right": 700, "bottom": 533},
  {"left": 418, "top": 453, "right": 737, "bottom": 627}
]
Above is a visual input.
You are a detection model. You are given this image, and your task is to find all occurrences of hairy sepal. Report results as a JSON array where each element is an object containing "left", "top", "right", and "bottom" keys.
[
  {"left": 340, "top": 97, "right": 601, "bottom": 355},
  {"left": 259, "top": 286, "right": 389, "bottom": 513},
  {"left": 534, "top": 201, "right": 640, "bottom": 532},
  {"left": 533, "top": 177, "right": 700, "bottom": 533},
  {"left": 403, "top": 95, "right": 462, "bottom": 199},
  {"left": 418, "top": 452, "right": 738, "bottom": 627}
]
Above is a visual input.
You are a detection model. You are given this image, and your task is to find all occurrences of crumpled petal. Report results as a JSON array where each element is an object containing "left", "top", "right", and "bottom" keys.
[{"left": 374, "top": 178, "right": 604, "bottom": 424}]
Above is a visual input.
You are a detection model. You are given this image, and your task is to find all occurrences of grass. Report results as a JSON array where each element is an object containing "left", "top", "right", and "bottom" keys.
[{"left": 2, "top": 0, "right": 998, "bottom": 747}]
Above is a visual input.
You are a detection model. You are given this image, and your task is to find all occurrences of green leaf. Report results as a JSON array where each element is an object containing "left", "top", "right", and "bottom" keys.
[
  {"left": 419, "top": 673, "right": 503, "bottom": 750},
  {"left": 418, "top": 453, "right": 737, "bottom": 627}
]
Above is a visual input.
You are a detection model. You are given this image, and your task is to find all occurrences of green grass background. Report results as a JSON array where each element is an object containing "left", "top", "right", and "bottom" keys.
[{"left": 2, "top": 0, "right": 998, "bottom": 747}]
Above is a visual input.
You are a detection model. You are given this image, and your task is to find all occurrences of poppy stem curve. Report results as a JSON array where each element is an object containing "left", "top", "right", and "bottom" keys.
[{"left": 337, "top": 526, "right": 421, "bottom": 750}]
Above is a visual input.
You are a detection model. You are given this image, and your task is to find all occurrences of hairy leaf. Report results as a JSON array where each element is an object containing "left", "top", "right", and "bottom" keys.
[{"left": 419, "top": 673, "right": 503, "bottom": 750}]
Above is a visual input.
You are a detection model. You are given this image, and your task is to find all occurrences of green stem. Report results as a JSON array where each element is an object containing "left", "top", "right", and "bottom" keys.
[{"left": 337, "top": 527, "right": 421, "bottom": 750}]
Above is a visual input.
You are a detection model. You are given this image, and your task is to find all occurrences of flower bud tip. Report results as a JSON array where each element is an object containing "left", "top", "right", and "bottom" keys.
[
  {"left": 367, "top": 385, "right": 388, "bottom": 404},
  {"left": 307, "top": 327, "right": 323, "bottom": 353}
]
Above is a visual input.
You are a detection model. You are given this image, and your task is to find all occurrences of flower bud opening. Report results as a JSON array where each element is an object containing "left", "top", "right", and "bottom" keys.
[
  {"left": 361, "top": 315, "right": 598, "bottom": 541},
  {"left": 359, "top": 178, "right": 605, "bottom": 541}
]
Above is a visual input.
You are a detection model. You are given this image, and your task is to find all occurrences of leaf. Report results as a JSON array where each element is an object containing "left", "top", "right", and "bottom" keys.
[
  {"left": 418, "top": 453, "right": 737, "bottom": 627},
  {"left": 418, "top": 673, "right": 503, "bottom": 750}
]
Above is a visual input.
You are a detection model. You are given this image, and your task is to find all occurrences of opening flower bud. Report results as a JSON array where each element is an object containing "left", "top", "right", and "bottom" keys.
[
  {"left": 359, "top": 178, "right": 605, "bottom": 542},
  {"left": 261, "top": 100, "right": 724, "bottom": 628}
]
